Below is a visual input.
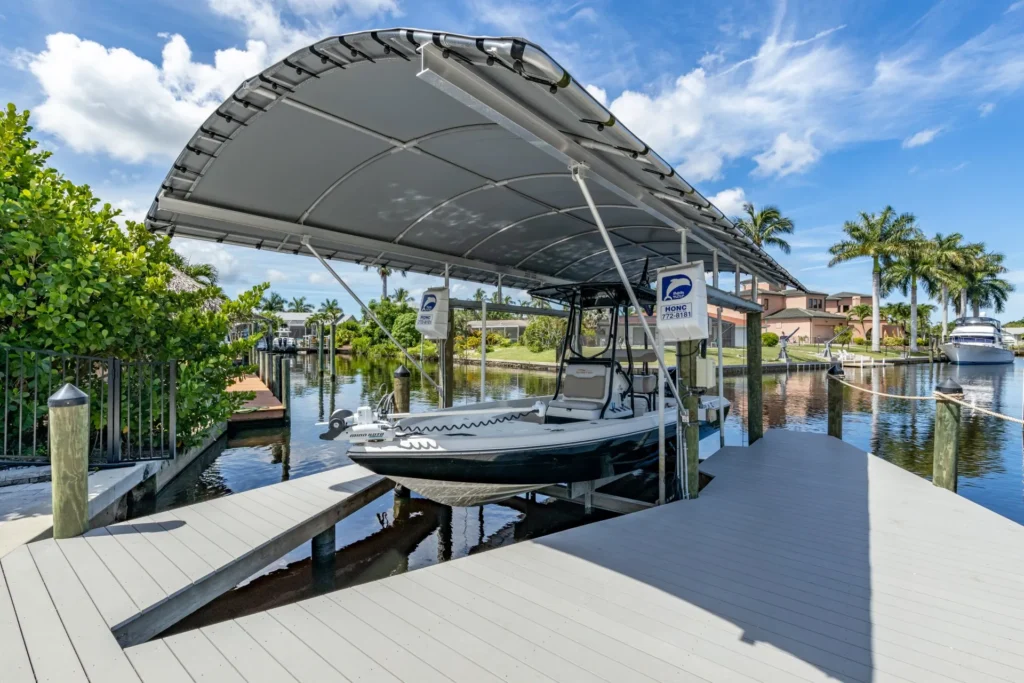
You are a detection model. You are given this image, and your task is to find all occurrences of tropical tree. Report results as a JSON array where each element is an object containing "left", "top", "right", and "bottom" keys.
[
  {"left": 319, "top": 298, "right": 343, "bottom": 321},
  {"left": 390, "top": 288, "right": 413, "bottom": 305},
  {"left": 881, "top": 236, "right": 935, "bottom": 352},
  {"left": 926, "top": 232, "right": 968, "bottom": 340},
  {"left": 472, "top": 288, "right": 487, "bottom": 302},
  {"left": 363, "top": 264, "right": 404, "bottom": 300},
  {"left": 734, "top": 203, "right": 796, "bottom": 254},
  {"left": 847, "top": 303, "right": 872, "bottom": 341},
  {"left": 828, "top": 207, "right": 919, "bottom": 351},
  {"left": 957, "top": 250, "right": 1013, "bottom": 317},
  {"left": 261, "top": 291, "right": 286, "bottom": 312},
  {"left": 287, "top": 296, "right": 312, "bottom": 313},
  {"left": 177, "top": 261, "right": 219, "bottom": 287}
]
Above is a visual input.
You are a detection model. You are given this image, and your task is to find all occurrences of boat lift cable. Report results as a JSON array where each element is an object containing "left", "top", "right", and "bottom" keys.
[
  {"left": 571, "top": 163, "right": 692, "bottom": 498},
  {"left": 302, "top": 237, "right": 442, "bottom": 393}
]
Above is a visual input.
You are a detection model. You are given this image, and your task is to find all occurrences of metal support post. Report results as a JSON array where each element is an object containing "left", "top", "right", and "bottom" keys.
[
  {"left": 713, "top": 250, "right": 725, "bottom": 448},
  {"left": 480, "top": 299, "right": 487, "bottom": 402},
  {"left": 302, "top": 238, "right": 440, "bottom": 392}
]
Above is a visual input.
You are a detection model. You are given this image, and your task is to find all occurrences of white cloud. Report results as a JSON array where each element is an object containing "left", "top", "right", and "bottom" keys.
[
  {"left": 978, "top": 102, "right": 996, "bottom": 116},
  {"left": 22, "top": 0, "right": 399, "bottom": 163},
  {"left": 267, "top": 268, "right": 291, "bottom": 282},
  {"left": 584, "top": 84, "right": 608, "bottom": 106},
  {"left": 308, "top": 272, "right": 333, "bottom": 285},
  {"left": 902, "top": 127, "right": 942, "bottom": 149},
  {"left": 1008, "top": 1, "right": 1024, "bottom": 13},
  {"left": 707, "top": 187, "right": 747, "bottom": 218},
  {"left": 172, "top": 238, "right": 243, "bottom": 284},
  {"left": 113, "top": 199, "right": 146, "bottom": 225},
  {"left": 698, "top": 51, "right": 725, "bottom": 68},
  {"left": 752, "top": 133, "right": 820, "bottom": 177}
]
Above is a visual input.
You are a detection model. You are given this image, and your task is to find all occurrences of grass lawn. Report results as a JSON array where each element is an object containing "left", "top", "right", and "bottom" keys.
[{"left": 472, "top": 343, "right": 930, "bottom": 366}]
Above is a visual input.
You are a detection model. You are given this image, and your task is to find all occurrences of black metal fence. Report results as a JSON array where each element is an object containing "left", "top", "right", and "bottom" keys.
[{"left": 1, "top": 346, "right": 176, "bottom": 466}]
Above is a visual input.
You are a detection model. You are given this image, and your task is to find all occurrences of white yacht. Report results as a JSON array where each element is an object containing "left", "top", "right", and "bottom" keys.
[{"left": 941, "top": 317, "right": 1014, "bottom": 365}]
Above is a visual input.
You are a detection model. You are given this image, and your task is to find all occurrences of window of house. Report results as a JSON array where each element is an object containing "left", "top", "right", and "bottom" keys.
[{"left": 762, "top": 298, "right": 769, "bottom": 308}]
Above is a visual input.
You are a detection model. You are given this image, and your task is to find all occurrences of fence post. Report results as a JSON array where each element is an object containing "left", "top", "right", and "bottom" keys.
[
  {"left": 827, "top": 363, "right": 844, "bottom": 440},
  {"left": 49, "top": 384, "right": 90, "bottom": 539},
  {"left": 168, "top": 360, "right": 177, "bottom": 459},
  {"left": 933, "top": 378, "right": 962, "bottom": 491},
  {"left": 107, "top": 358, "right": 122, "bottom": 462},
  {"left": 393, "top": 365, "right": 410, "bottom": 414}
]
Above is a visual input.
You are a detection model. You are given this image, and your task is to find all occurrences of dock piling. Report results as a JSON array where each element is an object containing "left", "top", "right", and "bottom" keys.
[
  {"left": 827, "top": 364, "right": 844, "bottom": 440},
  {"left": 746, "top": 310, "right": 764, "bottom": 444},
  {"left": 933, "top": 378, "right": 963, "bottom": 491},
  {"left": 48, "top": 383, "right": 90, "bottom": 539},
  {"left": 677, "top": 340, "right": 701, "bottom": 499},
  {"left": 329, "top": 321, "right": 337, "bottom": 378},
  {"left": 393, "top": 365, "right": 410, "bottom": 414},
  {"left": 311, "top": 525, "right": 336, "bottom": 592},
  {"left": 281, "top": 358, "right": 290, "bottom": 420}
]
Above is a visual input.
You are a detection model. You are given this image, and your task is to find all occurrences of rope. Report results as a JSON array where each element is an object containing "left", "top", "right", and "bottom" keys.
[
  {"left": 942, "top": 394, "right": 1024, "bottom": 425},
  {"left": 826, "top": 374, "right": 1024, "bottom": 424},
  {"left": 826, "top": 375, "right": 935, "bottom": 401},
  {"left": 400, "top": 411, "right": 533, "bottom": 434}
]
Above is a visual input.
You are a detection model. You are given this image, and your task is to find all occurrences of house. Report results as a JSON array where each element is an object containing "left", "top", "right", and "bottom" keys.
[
  {"left": 825, "top": 292, "right": 872, "bottom": 314},
  {"left": 467, "top": 319, "right": 529, "bottom": 342},
  {"left": 762, "top": 308, "right": 850, "bottom": 344}
]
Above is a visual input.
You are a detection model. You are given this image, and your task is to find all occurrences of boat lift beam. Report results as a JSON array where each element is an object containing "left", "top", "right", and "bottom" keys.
[{"left": 302, "top": 237, "right": 442, "bottom": 394}]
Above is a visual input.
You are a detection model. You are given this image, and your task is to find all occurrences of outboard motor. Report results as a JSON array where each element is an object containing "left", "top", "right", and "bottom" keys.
[{"left": 319, "top": 409, "right": 353, "bottom": 440}]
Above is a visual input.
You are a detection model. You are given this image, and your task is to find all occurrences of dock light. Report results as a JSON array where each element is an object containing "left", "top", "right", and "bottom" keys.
[{"left": 827, "top": 363, "right": 845, "bottom": 378}]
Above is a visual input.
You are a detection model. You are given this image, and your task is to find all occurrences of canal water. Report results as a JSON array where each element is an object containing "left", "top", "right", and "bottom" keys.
[{"left": 154, "top": 354, "right": 1024, "bottom": 632}]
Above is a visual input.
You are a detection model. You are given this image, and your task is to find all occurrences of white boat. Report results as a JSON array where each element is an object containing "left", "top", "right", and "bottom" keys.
[
  {"left": 321, "top": 282, "right": 728, "bottom": 506},
  {"left": 941, "top": 317, "right": 1014, "bottom": 365}
]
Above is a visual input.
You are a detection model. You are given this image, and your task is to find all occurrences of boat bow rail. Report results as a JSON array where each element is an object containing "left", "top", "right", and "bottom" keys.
[{"left": 147, "top": 28, "right": 802, "bottom": 294}]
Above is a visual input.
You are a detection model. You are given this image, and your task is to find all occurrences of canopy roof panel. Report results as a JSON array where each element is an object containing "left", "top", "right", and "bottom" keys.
[{"left": 147, "top": 29, "right": 803, "bottom": 293}]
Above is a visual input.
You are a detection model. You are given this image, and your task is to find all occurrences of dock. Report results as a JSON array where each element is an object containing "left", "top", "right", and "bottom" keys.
[
  {"left": 227, "top": 374, "right": 285, "bottom": 423},
  {"left": 4, "top": 430, "right": 1024, "bottom": 682}
]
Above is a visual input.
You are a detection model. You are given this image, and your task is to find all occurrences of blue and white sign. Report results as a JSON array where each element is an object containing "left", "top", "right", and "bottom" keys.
[
  {"left": 415, "top": 287, "right": 449, "bottom": 339},
  {"left": 657, "top": 262, "right": 708, "bottom": 342}
]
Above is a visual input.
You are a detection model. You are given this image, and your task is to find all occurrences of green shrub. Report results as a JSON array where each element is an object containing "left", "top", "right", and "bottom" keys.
[
  {"left": 852, "top": 336, "right": 866, "bottom": 346},
  {"left": 390, "top": 311, "right": 420, "bottom": 348},
  {"left": 350, "top": 336, "right": 372, "bottom": 355},
  {"left": 761, "top": 332, "right": 780, "bottom": 347},
  {"left": 522, "top": 316, "right": 566, "bottom": 353}
]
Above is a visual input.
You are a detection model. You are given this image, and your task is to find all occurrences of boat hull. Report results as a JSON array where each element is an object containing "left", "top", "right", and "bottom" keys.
[{"left": 941, "top": 343, "right": 1014, "bottom": 365}]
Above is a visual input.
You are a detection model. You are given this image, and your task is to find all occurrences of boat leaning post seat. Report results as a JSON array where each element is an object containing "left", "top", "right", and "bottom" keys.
[{"left": 547, "top": 359, "right": 633, "bottom": 422}]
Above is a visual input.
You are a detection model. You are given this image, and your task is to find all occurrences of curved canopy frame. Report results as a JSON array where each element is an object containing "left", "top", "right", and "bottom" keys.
[{"left": 147, "top": 28, "right": 803, "bottom": 294}]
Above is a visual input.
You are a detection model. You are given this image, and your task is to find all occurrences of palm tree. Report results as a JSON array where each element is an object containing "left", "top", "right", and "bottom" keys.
[
  {"left": 926, "top": 233, "right": 968, "bottom": 341},
  {"left": 287, "top": 296, "right": 313, "bottom": 313},
  {"left": 319, "top": 298, "right": 343, "bottom": 320},
  {"left": 390, "top": 288, "right": 413, "bottom": 305},
  {"left": 828, "top": 207, "right": 919, "bottom": 352},
  {"left": 734, "top": 202, "right": 795, "bottom": 301},
  {"left": 179, "top": 261, "right": 219, "bottom": 286},
  {"left": 472, "top": 288, "right": 487, "bottom": 302},
  {"left": 261, "top": 291, "right": 286, "bottom": 312},
  {"left": 847, "top": 303, "right": 872, "bottom": 342},
  {"left": 363, "top": 264, "right": 404, "bottom": 300},
  {"left": 959, "top": 251, "right": 1013, "bottom": 316},
  {"left": 881, "top": 236, "right": 935, "bottom": 352}
]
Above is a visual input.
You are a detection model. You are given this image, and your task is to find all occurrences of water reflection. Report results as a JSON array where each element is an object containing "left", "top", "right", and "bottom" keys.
[{"left": 723, "top": 360, "right": 1024, "bottom": 524}]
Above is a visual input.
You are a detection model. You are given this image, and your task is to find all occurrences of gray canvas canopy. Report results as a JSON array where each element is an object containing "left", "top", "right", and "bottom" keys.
[{"left": 147, "top": 29, "right": 802, "bottom": 296}]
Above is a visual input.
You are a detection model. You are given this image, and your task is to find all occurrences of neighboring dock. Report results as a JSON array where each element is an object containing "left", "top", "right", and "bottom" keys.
[
  {"left": 4, "top": 430, "right": 1023, "bottom": 682},
  {"left": 228, "top": 374, "right": 285, "bottom": 424}
]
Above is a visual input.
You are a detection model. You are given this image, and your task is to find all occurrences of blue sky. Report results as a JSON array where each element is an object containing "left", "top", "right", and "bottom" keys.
[{"left": 3, "top": 0, "right": 1023, "bottom": 317}]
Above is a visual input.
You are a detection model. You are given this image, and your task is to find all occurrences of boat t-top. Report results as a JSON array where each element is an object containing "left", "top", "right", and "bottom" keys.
[
  {"left": 143, "top": 28, "right": 805, "bottom": 505},
  {"left": 318, "top": 279, "right": 727, "bottom": 506},
  {"left": 942, "top": 317, "right": 1014, "bottom": 365}
]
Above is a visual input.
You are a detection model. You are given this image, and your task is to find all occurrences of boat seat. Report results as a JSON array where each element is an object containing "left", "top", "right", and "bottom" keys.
[
  {"left": 632, "top": 374, "right": 657, "bottom": 394},
  {"left": 602, "top": 348, "right": 659, "bottom": 364},
  {"left": 548, "top": 363, "right": 610, "bottom": 421}
]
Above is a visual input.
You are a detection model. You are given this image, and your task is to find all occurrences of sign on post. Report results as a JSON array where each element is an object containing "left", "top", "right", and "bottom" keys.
[
  {"left": 657, "top": 262, "right": 709, "bottom": 342},
  {"left": 415, "top": 287, "right": 450, "bottom": 340}
]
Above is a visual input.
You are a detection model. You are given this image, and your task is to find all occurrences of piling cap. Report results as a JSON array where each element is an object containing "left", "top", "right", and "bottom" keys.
[
  {"left": 48, "top": 383, "right": 88, "bottom": 408},
  {"left": 827, "top": 363, "right": 845, "bottom": 377},
  {"left": 394, "top": 365, "right": 411, "bottom": 378},
  {"left": 935, "top": 378, "right": 963, "bottom": 395}
]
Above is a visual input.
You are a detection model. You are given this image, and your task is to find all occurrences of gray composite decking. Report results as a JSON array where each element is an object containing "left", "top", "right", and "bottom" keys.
[
  {"left": 3, "top": 430, "right": 1024, "bottom": 682},
  {"left": 0, "top": 464, "right": 387, "bottom": 681}
]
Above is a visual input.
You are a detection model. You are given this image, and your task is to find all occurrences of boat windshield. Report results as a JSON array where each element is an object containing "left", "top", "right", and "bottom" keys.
[
  {"left": 568, "top": 307, "right": 615, "bottom": 360},
  {"left": 952, "top": 335, "right": 996, "bottom": 344}
]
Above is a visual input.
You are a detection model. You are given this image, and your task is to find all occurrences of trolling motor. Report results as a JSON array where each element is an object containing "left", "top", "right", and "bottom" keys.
[{"left": 319, "top": 406, "right": 396, "bottom": 443}]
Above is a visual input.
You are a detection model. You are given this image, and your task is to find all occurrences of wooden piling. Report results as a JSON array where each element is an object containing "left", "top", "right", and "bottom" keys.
[
  {"left": 746, "top": 310, "right": 764, "bottom": 444},
  {"left": 442, "top": 313, "right": 454, "bottom": 408},
  {"left": 677, "top": 340, "right": 701, "bottom": 499},
  {"left": 317, "top": 324, "right": 324, "bottom": 376},
  {"left": 48, "top": 383, "right": 90, "bottom": 539},
  {"left": 933, "top": 378, "right": 963, "bottom": 492},
  {"left": 329, "top": 321, "right": 337, "bottom": 378},
  {"left": 827, "top": 364, "right": 844, "bottom": 440},
  {"left": 311, "top": 525, "right": 336, "bottom": 592},
  {"left": 281, "top": 358, "right": 291, "bottom": 420},
  {"left": 393, "top": 365, "right": 411, "bottom": 414}
]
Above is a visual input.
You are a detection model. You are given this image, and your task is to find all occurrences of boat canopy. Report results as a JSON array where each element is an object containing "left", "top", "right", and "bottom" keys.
[
  {"left": 147, "top": 29, "right": 802, "bottom": 295},
  {"left": 953, "top": 317, "right": 1002, "bottom": 328}
]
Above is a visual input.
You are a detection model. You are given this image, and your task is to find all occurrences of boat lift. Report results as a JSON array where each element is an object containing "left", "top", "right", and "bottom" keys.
[{"left": 145, "top": 28, "right": 804, "bottom": 508}]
